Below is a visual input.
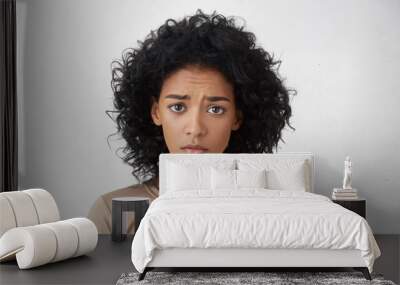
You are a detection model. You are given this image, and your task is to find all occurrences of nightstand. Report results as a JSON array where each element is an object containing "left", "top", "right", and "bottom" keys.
[
  {"left": 332, "top": 198, "right": 366, "bottom": 219},
  {"left": 111, "top": 197, "right": 150, "bottom": 242}
]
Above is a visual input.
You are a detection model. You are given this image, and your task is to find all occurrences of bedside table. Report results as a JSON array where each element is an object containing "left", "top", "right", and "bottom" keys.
[
  {"left": 111, "top": 197, "right": 150, "bottom": 242},
  {"left": 332, "top": 198, "right": 366, "bottom": 218}
]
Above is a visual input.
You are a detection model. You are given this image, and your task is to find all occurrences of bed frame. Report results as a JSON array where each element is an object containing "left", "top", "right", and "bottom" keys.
[
  {"left": 140, "top": 248, "right": 371, "bottom": 280},
  {"left": 138, "top": 153, "right": 372, "bottom": 281}
]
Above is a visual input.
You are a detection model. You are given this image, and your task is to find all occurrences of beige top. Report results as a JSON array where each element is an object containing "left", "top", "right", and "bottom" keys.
[{"left": 87, "top": 176, "right": 159, "bottom": 234}]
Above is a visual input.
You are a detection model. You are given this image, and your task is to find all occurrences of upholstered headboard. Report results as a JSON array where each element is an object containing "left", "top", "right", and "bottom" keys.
[{"left": 159, "top": 153, "right": 314, "bottom": 195}]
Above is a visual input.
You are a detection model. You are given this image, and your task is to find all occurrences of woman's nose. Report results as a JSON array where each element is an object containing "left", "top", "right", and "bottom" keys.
[{"left": 184, "top": 111, "right": 207, "bottom": 137}]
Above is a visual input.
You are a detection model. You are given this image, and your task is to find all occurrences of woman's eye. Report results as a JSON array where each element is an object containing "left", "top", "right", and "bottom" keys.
[
  {"left": 168, "top": 104, "right": 185, "bottom": 113},
  {"left": 208, "top": 106, "right": 225, "bottom": 115}
]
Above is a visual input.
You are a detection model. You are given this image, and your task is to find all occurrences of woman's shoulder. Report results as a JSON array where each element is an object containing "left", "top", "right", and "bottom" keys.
[
  {"left": 103, "top": 176, "right": 159, "bottom": 204},
  {"left": 87, "top": 176, "right": 159, "bottom": 234},
  {"left": 105, "top": 180, "right": 157, "bottom": 201},
  {"left": 88, "top": 176, "right": 159, "bottom": 217}
]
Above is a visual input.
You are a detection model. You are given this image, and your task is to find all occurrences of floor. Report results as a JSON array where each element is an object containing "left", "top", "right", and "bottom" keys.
[{"left": 373, "top": 234, "right": 400, "bottom": 284}]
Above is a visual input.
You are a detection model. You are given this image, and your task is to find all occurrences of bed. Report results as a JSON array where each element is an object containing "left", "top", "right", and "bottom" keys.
[{"left": 130, "top": 153, "right": 381, "bottom": 281}]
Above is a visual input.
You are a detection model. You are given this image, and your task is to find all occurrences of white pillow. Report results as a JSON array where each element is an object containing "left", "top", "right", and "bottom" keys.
[
  {"left": 166, "top": 160, "right": 235, "bottom": 192},
  {"left": 236, "top": 169, "right": 267, "bottom": 188},
  {"left": 267, "top": 167, "right": 306, "bottom": 191},
  {"left": 211, "top": 168, "right": 267, "bottom": 190},
  {"left": 211, "top": 168, "right": 236, "bottom": 190},
  {"left": 237, "top": 159, "right": 308, "bottom": 191}
]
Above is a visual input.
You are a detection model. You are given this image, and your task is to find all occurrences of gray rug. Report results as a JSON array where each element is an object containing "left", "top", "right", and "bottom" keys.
[{"left": 116, "top": 271, "right": 397, "bottom": 285}]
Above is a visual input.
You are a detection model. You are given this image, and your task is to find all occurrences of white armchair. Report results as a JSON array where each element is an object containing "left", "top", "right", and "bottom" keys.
[{"left": 0, "top": 189, "right": 98, "bottom": 269}]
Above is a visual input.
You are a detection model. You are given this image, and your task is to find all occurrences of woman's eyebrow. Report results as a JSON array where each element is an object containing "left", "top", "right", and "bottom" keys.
[
  {"left": 165, "top": 94, "right": 190, "bottom": 100},
  {"left": 164, "top": 94, "right": 231, "bottom": 102}
]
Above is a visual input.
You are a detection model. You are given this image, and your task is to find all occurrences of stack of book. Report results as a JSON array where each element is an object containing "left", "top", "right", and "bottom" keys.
[{"left": 332, "top": 188, "right": 358, "bottom": 200}]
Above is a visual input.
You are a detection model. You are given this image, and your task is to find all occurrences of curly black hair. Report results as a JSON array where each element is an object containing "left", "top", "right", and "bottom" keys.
[{"left": 109, "top": 9, "right": 296, "bottom": 181}]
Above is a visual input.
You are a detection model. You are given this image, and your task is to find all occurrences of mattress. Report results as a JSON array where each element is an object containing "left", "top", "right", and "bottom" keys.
[{"left": 131, "top": 189, "right": 381, "bottom": 273}]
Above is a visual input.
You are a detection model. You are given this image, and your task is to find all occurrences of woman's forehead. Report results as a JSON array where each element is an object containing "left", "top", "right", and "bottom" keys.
[{"left": 160, "top": 65, "right": 234, "bottom": 99}]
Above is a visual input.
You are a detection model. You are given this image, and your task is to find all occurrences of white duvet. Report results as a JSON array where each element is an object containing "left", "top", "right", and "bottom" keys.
[{"left": 131, "top": 190, "right": 381, "bottom": 273}]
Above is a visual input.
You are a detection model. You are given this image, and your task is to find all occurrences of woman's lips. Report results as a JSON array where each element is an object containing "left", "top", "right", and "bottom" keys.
[{"left": 181, "top": 146, "right": 208, "bottom": 153}]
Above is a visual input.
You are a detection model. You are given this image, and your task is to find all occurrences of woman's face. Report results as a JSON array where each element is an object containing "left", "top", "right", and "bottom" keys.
[{"left": 151, "top": 65, "right": 242, "bottom": 153}]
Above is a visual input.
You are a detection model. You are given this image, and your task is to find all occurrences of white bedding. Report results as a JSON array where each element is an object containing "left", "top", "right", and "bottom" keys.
[{"left": 131, "top": 190, "right": 381, "bottom": 273}]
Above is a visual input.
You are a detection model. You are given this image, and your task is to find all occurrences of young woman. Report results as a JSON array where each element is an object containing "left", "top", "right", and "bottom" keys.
[{"left": 88, "top": 9, "right": 295, "bottom": 234}]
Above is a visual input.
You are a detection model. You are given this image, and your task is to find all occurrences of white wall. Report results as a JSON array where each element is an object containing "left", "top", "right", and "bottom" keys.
[{"left": 16, "top": 0, "right": 400, "bottom": 234}]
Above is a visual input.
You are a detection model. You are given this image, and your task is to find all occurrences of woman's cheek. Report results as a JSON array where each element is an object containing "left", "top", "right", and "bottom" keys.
[
  {"left": 162, "top": 110, "right": 182, "bottom": 132},
  {"left": 207, "top": 119, "right": 233, "bottom": 151}
]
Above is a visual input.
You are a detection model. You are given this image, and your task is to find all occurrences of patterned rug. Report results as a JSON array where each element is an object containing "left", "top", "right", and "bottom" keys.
[{"left": 116, "top": 271, "right": 397, "bottom": 285}]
